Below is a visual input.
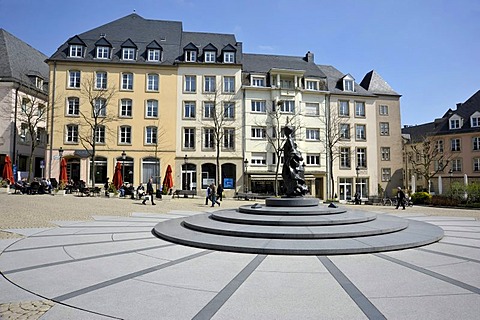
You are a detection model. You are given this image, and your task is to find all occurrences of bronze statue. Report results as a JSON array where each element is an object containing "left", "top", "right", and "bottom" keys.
[{"left": 282, "top": 126, "right": 308, "bottom": 197}]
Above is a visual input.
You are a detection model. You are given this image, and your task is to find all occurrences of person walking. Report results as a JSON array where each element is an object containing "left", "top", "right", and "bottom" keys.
[
  {"left": 205, "top": 185, "right": 211, "bottom": 205},
  {"left": 210, "top": 183, "right": 220, "bottom": 207},
  {"left": 217, "top": 184, "right": 224, "bottom": 201},
  {"left": 395, "top": 186, "right": 406, "bottom": 210},
  {"left": 142, "top": 178, "right": 156, "bottom": 205}
]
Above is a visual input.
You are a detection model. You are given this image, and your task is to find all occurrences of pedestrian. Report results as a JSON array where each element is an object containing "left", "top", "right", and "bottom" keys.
[
  {"left": 217, "top": 184, "right": 224, "bottom": 201},
  {"left": 395, "top": 186, "right": 406, "bottom": 210},
  {"left": 142, "top": 178, "right": 156, "bottom": 205},
  {"left": 210, "top": 183, "right": 220, "bottom": 207},
  {"left": 104, "top": 177, "right": 110, "bottom": 197},
  {"left": 205, "top": 185, "right": 211, "bottom": 205}
]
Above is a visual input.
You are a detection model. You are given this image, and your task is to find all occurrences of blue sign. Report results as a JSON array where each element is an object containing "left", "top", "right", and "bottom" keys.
[
  {"left": 13, "top": 164, "right": 17, "bottom": 182},
  {"left": 223, "top": 178, "right": 234, "bottom": 189}
]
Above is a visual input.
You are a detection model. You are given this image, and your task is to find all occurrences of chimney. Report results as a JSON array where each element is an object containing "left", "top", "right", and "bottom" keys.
[
  {"left": 456, "top": 103, "right": 462, "bottom": 109},
  {"left": 305, "top": 51, "right": 314, "bottom": 63}
]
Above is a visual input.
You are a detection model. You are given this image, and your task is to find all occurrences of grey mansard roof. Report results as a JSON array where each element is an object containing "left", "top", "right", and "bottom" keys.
[
  {"left": 360, "top": 70, "right": 400, "bottom": 96},
  {"left": 0, "top": 29, "right": 49, "bottom": 84},
  {"left": 317, "top": 65, "right": 374, "bottom": 96}
]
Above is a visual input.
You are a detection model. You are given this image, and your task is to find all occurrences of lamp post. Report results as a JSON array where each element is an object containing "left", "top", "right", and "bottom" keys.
[
  {"left": 355, "top": 165, "right": 360, "bottom": 199},
  {"left": 243, "top": 159, "right": 249, "bottom": 192},
  {"left": 184, "top": 154, "right": 189, "bottom": 191},
  {"left": 58, "top": 147, "right": 64, "bottom": 184},
  {"left": 121, "top": 151, "right": 126, "bottom": 184},
  {"left": 449, "top": 168, "right": 453, "bottom": 193}
]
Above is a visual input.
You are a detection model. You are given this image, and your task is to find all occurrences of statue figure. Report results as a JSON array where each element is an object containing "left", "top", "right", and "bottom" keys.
[{"left": 282, "top": 126, "right": 308, "bottom": 197}]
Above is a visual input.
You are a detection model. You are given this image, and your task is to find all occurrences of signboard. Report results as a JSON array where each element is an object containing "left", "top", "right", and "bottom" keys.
[
  {"left": 223, "top": 178, "right": 234, "bottom": 189},
  {"left": 40, "top": 160, "right": 45, "bottom": 169}
]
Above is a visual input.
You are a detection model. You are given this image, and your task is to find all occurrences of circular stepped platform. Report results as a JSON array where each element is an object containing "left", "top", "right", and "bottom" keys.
[{"left": 153, "top": 200, "right": 444, "bottom": 255}]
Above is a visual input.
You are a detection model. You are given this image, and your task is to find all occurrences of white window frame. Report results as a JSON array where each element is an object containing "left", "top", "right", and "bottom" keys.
[
  {"left": 68, "top": 70, "right": 81, "bottom": 88},
  {"left": 183, "top": 128, "right": 195, "bottom": 149},
  {"left": 355, "top": 101, "right": 365, "bottom": 117},
  {"left": 305, "top": 80, "right": 318, "bottom": 91},
  {"left": 381, "top": 147, "right": 390, "bottom": 161},
  {"left": 435, "top": 140, "right": 444, "bottom": 153},
  {"left": 356, "top": 148, "right": 367, "bottom": 168},
  {"left": 204, "top": 76, "right": 216, "bottom": 92},
  {"left": 224, "top": 102, "right": 235, "bottom": 119},
  {"left": 66, "top": 124, "right": 79, "bottom": 143},
  {"left": 340, "top": 124, "right": 350, "bottom": 139},
  {"left": 451, "top": 138, "right": 461, "bottom": 152},
  {"left": 251, "top": 127, "right": 266, "bottom": 139},
  {"left": 356, "top": 124, "right": 366, "bottom": 140},
  {"left": 94, "top": 98, "right": 107, "bottom": 117},
  {"left": 380, "top": 122, "right": 390, "bottom": 136},
  {"left": 224, "top": 128, "right": 235, "bottom": 150},
  {"left": 251, "top": 100, "right": 266, "bottom": 113},
  {"left": 204, "top": 51, "right": 216, "bottom": 63},
  {"left": 306, "top": 154, "right": 320, "bottom": 165},
  {"left": 223, "top": 52, "right": 235, "bottom": 63},
  {"left": 121, "top": 73, "right": 133, "bottom": 90},
  {"left": 184, "top": 75, "right": 196, "bottom": 93},
  {"left": 67, "top": 97, "right": 80, "bottom": 116},
  {"left": 145, "top": 126, "right": 157, "bottom": 145},
  {"left": 344, "top": 79, "right": 354, "bottom": 91},
  {"left": 381, "top": 168, "right": 391, "bottom": 182},
  {"left": 69, "top": 45, "right": 83, "bottom": 58},
  {"left": 251, "top": 153, "right": 267, "bottom": 165},
  {"left": 146, "top": 100, "right": 158, "bottom": 118},
  {"left": 223, "top": 76, "right": 235, "bottom": 93},
  {"left": 251, "top": 76, "right": 265, "bottom": 87},
  {"left": 96, "top": 46, "right": 110, "bottom": 59},
  {"left": 471, "top": 114, "right": 480, "bottom": 127},
  {"left": 449, "top": 118, "right": 461, "bottom": 129},
  {"left": 203, "top": 102, "right": 215, "bottom": 119},
  {"left": 305, "top": 103, "right": 319, "bottom": 116},
  {"left": 119, "top": 126, "right": 132, "bottom": 144},
  {"left": 148, "top": 49, "right": 161, "bottom": 62},
  {"left": 473, "top": 137, "right": 480, "bottom": 151},
  {"left": 280, "top": 100, "right": 295, "bottom": 113},
  {"left": 184, "top": 101, "right": 196, "bottom": 119},
  {"left": 473, "top": 158, "right": 480, "bottom": 172},
  {"left": 306, "top": 129, "right": 320, "bottom": 141},
  {"left": 203, "top": 128, "right": 215, "bottom": 149},
  {"left": 120, "top": 99, "right": 132, "bottom": 117},
  {"left": 452, "top": 158, "right": 462, "bottom": 172},
  {"left": 379, "top": 105, "right": 389, "bottom": 115},
  {"left": 340, "top": 147, "right": 351, "bottom": 168},
  {"left": 95, "top": 71, "right": 107, "bottom": 89},
  {"left": 147, "top": 73, "right": 159, "bottom": 91},
  {"left": 339, "top": 101, "right": 349, "bottom": 116},
  {"left": 122, "top": 48, "right": 135, "bottom": 60},
  {"left": 185, "top": 50, "right": 197, "bottom": 62},
  {"left": 94, "top": 125, "right": 106, "bottom": 144}
]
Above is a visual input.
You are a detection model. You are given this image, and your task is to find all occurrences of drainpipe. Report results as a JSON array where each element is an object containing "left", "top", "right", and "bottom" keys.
[{"left": 48, "top": 61, "right": 57, "bottom": 178}]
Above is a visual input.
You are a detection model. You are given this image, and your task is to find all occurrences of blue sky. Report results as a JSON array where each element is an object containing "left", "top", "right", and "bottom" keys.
[{"left": 1, "top": 0, "right": 478, "bottom": 126}]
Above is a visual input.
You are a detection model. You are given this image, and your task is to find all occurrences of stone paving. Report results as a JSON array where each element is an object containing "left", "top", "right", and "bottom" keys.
[{"left": 0, "top": 191, "right": 479, "bottom": 319}]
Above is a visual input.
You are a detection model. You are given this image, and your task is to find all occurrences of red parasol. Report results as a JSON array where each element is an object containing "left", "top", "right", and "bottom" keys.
[
  {"left": 162, "top": 164, "right": 174, "bottom": 191},
  {"left": 112, "top": 162, "right": 123, "bottom": 190},
  {"left": 2, "top": 155, "right": 14, "bottom": 184},
  {"left": 60, "top": 158, "right": 68, "bottom": 184}
]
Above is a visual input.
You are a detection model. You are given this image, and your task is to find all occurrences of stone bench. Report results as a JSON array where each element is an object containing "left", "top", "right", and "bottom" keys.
[{"left": 173, "top": 190, "right": 197, "bottom": 198}]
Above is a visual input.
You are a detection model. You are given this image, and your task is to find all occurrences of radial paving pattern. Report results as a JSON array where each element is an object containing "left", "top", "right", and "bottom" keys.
[{"left": 153, "top": 200, "right": 444, "bottom": 254}]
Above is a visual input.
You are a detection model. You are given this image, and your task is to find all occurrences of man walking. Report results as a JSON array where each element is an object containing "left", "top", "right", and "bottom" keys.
[
  {"left": 142, "top": 178, "right": 156, "bottom": 205},
  {"left": 210, "top": 183, "right": 220, "bottom": 207},
  {"left": 395, "top": 186, "right": 405, "bottom": 210}
]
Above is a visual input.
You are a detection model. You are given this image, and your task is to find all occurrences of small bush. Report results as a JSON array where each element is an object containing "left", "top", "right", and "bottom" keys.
[
  {"left": 411, "top": 192, "right": 431, "bottom": 205},
  {"left": 430, "top": 195, "right": 460, "bottom": 207}
]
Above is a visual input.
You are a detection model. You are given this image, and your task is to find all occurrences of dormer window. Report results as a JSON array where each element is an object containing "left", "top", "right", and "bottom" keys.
[
  {"left": 305, "top": 80, "right": 319, "bottom": 90},
  {"left": 449, "top": 115, "right": 463, "bottom": 129},
  {"left": 122, "top": 48, "right": 135, "bottom": 60},
  {"left": 185, "top": 50, "right": 197, "bottom": 62},
  {"left": 204, "top": 51, "right": 216, "bottom": 63},
  {"left": 69, "top": 45, "right": 83, "bottom": 58},
  {"left": 224, "top": 52, "right": 235, "bottom": 63},
  {"left": 471, "top": 112, "right": 480, "bottom": 127},
  {"left": 96, "top": 46, "right": 110, "bottom": 59},
  {"left": 148, "top": 49, "right": 161, "bottom": 62},
  {"left": 344, "top": 79, "right": 354, "bottom": 91},
  {"left": 251, "top": 76, "right": 265, "bottom": 87}
]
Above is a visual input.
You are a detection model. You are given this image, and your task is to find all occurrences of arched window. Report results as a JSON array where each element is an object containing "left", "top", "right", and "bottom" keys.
[
  {"left": 90, "top": 156, "right": 107, "bottom": 185},
  {"left": 142, "top": 157, "right": 160, "bottom": 185},
  {"left": 221, "top": 163, "right": 236, "bottom": 189},
  {"left": 201, "top": 163, "right": 216, "bottom": 189}
]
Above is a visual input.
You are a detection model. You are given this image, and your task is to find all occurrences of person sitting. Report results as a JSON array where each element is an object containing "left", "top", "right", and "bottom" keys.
[
  {"left": 136, "top": 183, "right": 145, "bottom": 199},
  {"left": 118, "top": 185, "right": 125, "bottom": 197}
]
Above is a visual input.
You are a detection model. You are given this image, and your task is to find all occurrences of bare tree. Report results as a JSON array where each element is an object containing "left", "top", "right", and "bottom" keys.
[
  {"left": 75, "top": 77, "right": 117, "bottom": 188},
  {"left": 406, "top": 134, "right": 452, "bottom": 193},
  {"left": 198, "top": 82, "right": 238, "bottom": 184}
]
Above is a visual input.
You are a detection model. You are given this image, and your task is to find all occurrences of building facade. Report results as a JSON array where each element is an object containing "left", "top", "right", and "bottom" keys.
[{"left": 0, "top": 29, "right": 49, "bottom": 181}]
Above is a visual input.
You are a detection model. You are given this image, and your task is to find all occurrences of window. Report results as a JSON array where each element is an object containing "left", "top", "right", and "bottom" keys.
[
  {"left": 451, "top": 138, "right": 461, "bottom": 151},
  {"left": 184, "top": 128, "right": 195, "bottom": 149},
  {"left": 143, "top": 157, "right": 160, "bottom": 185},
  {"left": 224, "top": 102, "right": 235, "bottom": 119},
  {"left": 69, "top": 45, "right": 83, "bottom": 57},
  {"left": 472, "top": 115, "right": 480, "bottom": 127},
  {"left": 381, "top": 147, "right": 390, "bottom": 161},
  {"left": 68, "top": 70, "right": 81, "bottom": 88},
  {"left": 224, "top": 128, "right": 235, "bottom": 150},
  {"left": 280, "top": 100, "right": 295, "bottom": 113},
  {"left": 184, "top": 101, "right": 196, "bottom": 119},
  {"left": 251, "top": 100, "right": 266, "bottom": 113},
  {"left": 119, "top": 126, "right": 132, "bottom": 144},
  {"left": 184, "top": 75, "right": 196, "bottom": 92},
  {"left": 449, "top": 118, "right": 461, "bottom": 129},
  {"left": 223, "top": 76, "right": 235, "bottom": 93},
  {"left": 280, "top": 79, "right": 293, "bottom": 89},
  {"left": 340, "top": 124, "right": 350, "bottom": 139},
  {"left": 355, "top": 101, "right": 365, "bottom": 117},
  {"left": 340, "top": 147, "right": 350, "bottom": 168},
  {"left": 95, "top": 72, "right": 107, "bottom": 89},
  {"left": 66, "top": 124, "right": 78, "bottom": 143},
  {"left": 204, "top": 102, "right": 214, "bottom": 118},
  {"left": 121, "top": 73, "right": 133, "bottom": 90},
  {"left": 380, "top": 122, "right": 390, "bottom": 136},
  {"left": 251, "top": 153, "right": 266, "bottom": 165},
  {"left": 94, "top": 125, "right": 105, "bottom": 144},
  {"left": 381, "top": 168, "right": 391, "bottom": 182},
  {"left": 94, "top": 98, "right": 106, "bottom": 117},
  {"left": 96, "top": 46, "right": 110, "bottom": 59},
  {"left": 37, "top": 127, "right": 47, "bottom": 144},
  {"left": 306, "top": 129, "right": 320, "bottom": 141},
  {"left": 305, "top": 80, "right": 318, "bottom": 90},
  {"left": 204, "top": 51, "right": 216, "bottom": 63},
  {"left": 37, "top": 104, "right": 45, "bottom": 118},
  {"left": 251, "top": 127, "right": 266, "bottom": 139},
  {"left": 21, "top": 98, "right": 29, "bottom": 112},
  {"left": 452, "top": 158, "right": 462, "bottom": 172},
  {"left": 185, "top": 50, "right": 197, "bottom": 62},
  {"left": 120, "top": 99, "right": 132, "bottom": 117},
  {"left": 356, "top": 124, "right": 366, "bottom": 140},
  {"left": 204, "top": 76, "right": 216, "bottom": 92},
  {"left": 473, "top": 137, "right": 480, "bottom": 151},
  {"left": 122, "top": 48, "right": 135, "bottom": 60},
  {"left": 145, "top": 126, "right": 157, "bottom": 144},
  {"left": 344, "top": 79, "right": 354, "bottom": 91},
  {"left": 67, "top": 97, "right": 79, "bottom": 116},
  {"left": 148, "top": 49, "right": 161, "bottom": 62},
  {"left": 306, "top": 154, "right": 320, "bottom": 165},
  {"left": 339, "top": 101, "right": 349, "bottom": 116},
  {"left": 305, "top": 103, "right": 319, "bottom": 116},
  {"left": 435, "top": 140, "right": 444, "bottom": 153},
  {"left": 379, "top": 105, "right": 389, "bottom": 115},
  {"left": 203, "top": 128, "right": 214, "bottom": 149},
  {"left": 20, "top": 123, "right": 27, "bottom": 143},
  {"left": 147, "top": 74, "right": 159, "bottom": 91},
  {"left": 356, "top": 148, "right": 367, "bottom": 168},
  {"left": 146, "top": 100, "right": 158, "bottom": 118},
  {"left": 434, "top": 160, "right": 445, "bottom": 172},
  {"left": 474, "top": 158, "right": 480, "bottom": 172},
  {"left": 223, "top": 52, "right": 235, "bottom": 63},
  {"left": 252, "top": 76, "right": 265, "bottom": 87}
]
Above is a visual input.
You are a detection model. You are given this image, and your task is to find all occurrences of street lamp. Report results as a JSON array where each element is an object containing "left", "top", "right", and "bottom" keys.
[
  {"left": 121, "top": 151, "right": 126, "bottom": 184},
  {"left": 355, "top": 165, "right": 360, "bottom": 202},
  {"left": 184, "top": 154, "right": 189, "bottom": 191},
  {"left": 243, "top": 159, "right": 249, "bottom": 192},
  {"left": 58, "top": 147, "right": 64, "bottom": 185},
  {"left": 449, "top": 168, "right": 453, "bottom": 192}
]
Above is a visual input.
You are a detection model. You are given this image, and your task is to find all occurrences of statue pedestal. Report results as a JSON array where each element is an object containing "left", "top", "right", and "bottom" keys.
[{"left": 265, "top": 197, "right": 319, "bottom": 207}]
